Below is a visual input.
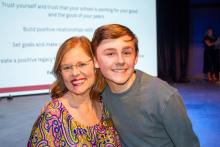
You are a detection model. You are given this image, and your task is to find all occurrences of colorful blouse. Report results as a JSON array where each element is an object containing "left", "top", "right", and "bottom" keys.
[{"left": 27, "top": 99, "right": 121, "bottom": 147}]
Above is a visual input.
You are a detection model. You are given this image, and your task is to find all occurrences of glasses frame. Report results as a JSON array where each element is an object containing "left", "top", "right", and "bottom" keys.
[{"left": 59, "top": 58, "right": 93, "bottom": 73}]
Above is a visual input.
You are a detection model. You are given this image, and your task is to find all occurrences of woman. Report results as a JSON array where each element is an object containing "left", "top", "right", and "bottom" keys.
[
  {"left": 27, "top": 36, "right": 121, "bottom": 146},
  {"left": 203, "top": 28, "right": 218, "bottom": 81}
]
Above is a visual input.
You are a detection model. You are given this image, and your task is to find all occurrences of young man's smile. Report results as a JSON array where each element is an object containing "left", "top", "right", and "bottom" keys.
[{"left": 94, "top": 35, "right": 138, "bottom": 92}]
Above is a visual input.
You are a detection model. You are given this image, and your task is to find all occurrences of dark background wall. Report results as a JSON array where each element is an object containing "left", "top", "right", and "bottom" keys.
[
  {"left": 157, "top": 0, "right": 220, "bottom": 82},
  {"left": 189, "top": 0, "right": 220, "bottom": 79}
]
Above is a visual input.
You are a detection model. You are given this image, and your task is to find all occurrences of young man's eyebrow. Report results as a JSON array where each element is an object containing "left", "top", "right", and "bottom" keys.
[
  {"left": 122, "top": 46, "right": 133, "bottom": 49},
  {"left": 103, "top": 48, "right": 116, "bottom": 51}
]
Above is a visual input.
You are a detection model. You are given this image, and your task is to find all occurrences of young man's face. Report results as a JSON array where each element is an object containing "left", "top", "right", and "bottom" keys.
[{"left": 94, "top": 35, "right": 138, "bottom": 92}]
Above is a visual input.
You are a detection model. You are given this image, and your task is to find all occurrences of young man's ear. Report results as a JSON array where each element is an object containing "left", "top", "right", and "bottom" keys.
[
  {"left": 94, "top": 57, "right": 100, "bottom": 68},
  {"left": 134, "top": 52, "right": 138, "bottom": 65}
]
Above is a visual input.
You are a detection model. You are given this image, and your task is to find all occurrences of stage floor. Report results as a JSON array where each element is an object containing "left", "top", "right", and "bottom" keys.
[{"left": 0, "top": 80, "right": 220, "bottom": 147}]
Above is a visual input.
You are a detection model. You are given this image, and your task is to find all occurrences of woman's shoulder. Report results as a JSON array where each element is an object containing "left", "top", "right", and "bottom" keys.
[
  {"left": 41, "top": 98, "right": 64, "bottom": 118},
  {"left": 101, "top": 102, "right": 112, "bottom": 119},
  {"left": 45, "top": 98, "right": 62, "bottom": 109}
]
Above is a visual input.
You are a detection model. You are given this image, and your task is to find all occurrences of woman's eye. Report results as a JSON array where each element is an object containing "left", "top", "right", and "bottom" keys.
[
  {"left": 63, "top": 66, "right": 71, "bottom": 70},
  {"left": 78, "top": 63, "right": 87, "bottom": 67}
]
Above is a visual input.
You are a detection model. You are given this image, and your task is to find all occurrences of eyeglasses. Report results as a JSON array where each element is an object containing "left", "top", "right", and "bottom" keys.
[{"left": 60, "top": 59, "right": 92, "bottom": 73}]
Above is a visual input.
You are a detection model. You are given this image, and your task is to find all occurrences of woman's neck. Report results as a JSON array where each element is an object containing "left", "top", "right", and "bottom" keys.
[
  {"left": 60, "top": 91, "right": 102, "bottom": 126},
  {"left": 65, "top": 91, "right": 93, "bottom": 109}
]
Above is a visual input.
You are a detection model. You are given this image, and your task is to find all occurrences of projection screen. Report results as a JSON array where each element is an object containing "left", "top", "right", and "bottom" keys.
[{"left": 0, "top": 0, "right": 157, "bottom": 97}]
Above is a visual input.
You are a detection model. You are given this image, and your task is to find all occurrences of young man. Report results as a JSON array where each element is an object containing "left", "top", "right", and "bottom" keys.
[{"left": 91, "top": 24, "right": 200, "bottom": 147}]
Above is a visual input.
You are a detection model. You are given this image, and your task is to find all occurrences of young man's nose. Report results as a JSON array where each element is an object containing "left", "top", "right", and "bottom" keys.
[{"left": 117, "top": 54, "right": 125, "bottom": 64}]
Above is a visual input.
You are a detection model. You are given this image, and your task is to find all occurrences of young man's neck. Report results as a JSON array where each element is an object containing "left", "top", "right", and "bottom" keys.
[{"left": 108, "top": 72, "right": 136, "bottom": 93}]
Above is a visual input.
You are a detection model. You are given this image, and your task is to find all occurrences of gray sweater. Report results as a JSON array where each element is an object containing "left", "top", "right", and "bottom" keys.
[{"left": 102, "top": 70, "right": 200, "bottom": 147}]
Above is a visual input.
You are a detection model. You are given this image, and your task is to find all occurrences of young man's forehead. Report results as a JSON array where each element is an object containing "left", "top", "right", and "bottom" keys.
[
  {"left": 96, "top": 39, "right": 136, "bottom": 54},
  {"left": 99, "top": 35, "right": 134, "bottom": 45}
]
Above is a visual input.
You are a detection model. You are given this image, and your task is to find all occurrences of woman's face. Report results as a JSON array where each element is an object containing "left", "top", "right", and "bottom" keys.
[
  {"left": 60, "top": 46, "right": 95, "bottom": 96},
  {"left": 207, "top": 29, "right": 213, "bottom": 36}
]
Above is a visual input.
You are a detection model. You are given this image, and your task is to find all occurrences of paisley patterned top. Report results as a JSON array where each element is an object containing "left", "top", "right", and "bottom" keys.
[{"left": 27, "top": 99, "right": 121, "bottom": 147}]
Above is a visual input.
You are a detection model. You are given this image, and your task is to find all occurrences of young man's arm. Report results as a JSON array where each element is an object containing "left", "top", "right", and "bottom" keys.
[{"left": 162, "top": 93, "right": 200, "bottom": 147}]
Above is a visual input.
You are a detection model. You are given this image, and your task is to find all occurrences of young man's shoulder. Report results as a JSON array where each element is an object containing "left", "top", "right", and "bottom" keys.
[
  {"left": 136, "top": 69, "right": 178, "bottom": 98},
  {"left": 137, "top": 70, "right": 174, "bottom": 88}
]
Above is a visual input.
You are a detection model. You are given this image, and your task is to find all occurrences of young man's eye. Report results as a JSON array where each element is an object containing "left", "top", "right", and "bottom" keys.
[
  {"left": 106, "top": 52, "right": 115, "bottom": 56},
  {"left": 124, "top": 51, "right": 132, "bottom": 55},
  {"left": 122, "top": 47, "right": 134, "bottom": 55}
]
